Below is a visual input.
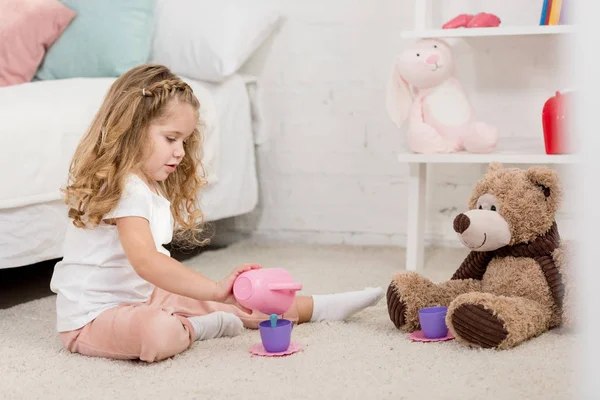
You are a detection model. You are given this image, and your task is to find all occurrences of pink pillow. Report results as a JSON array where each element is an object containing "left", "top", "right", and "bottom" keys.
[{"left": 0, "top": 0, "right": 76, "bottom": 87}]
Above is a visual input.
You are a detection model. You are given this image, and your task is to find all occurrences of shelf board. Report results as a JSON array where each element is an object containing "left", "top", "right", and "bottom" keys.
[
  {"left": 401, "top": 24, "right": 575, "bottom": 39},
  {"left": 397, "top": 138, "right": 579, "bottom": 164}
]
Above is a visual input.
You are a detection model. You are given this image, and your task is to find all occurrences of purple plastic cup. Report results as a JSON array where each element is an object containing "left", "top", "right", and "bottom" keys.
[
  {"left": 418, "top": 306, "right": 449, "bottom": 339},
  {"left": 258, "top": 318, "right": 292, "bottom": 353}
]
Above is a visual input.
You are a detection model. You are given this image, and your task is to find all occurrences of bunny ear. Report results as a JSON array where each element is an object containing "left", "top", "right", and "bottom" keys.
[{"left": 385, "top": 56, "right": 412, "bottom": 128}]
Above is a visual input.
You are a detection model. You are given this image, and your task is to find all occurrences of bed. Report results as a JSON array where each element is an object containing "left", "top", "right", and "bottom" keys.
[{"left": 0, "top": 74, "right": 261, "bottom": 269}]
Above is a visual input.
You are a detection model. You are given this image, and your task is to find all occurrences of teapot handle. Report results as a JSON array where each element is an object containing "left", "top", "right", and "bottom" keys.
[{"left": 268, "top": 283, "right": 302, "bottom": 291}]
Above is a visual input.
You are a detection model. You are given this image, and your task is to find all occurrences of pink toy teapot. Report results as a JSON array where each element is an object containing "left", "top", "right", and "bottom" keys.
[{"left": 233, "top": 268, "right": 302, "bottom": 315}]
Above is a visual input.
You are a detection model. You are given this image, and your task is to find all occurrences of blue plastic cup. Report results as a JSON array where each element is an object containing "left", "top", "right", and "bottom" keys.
[
  {"left": 258, "top": 318, "right": 292, "bottom": 352},
  {"left": 418, "top": 306, "right": 449, "bottom": 339}
]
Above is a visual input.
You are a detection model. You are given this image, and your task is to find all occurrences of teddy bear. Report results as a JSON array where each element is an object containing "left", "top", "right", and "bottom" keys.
[
  {"left": 387, "top": 163, "right": 575, "bottom": 349},
  {"left": 385, "top": 38, "right": 498, "bottom": 154}
]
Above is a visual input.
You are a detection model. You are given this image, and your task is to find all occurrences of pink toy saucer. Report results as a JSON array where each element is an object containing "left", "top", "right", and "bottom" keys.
[
  {"left": 408, "top": 330, "right": 454, "bottom": 342},
  {"left": 249, "top": 342, "right": 303, "bottom": 357}
]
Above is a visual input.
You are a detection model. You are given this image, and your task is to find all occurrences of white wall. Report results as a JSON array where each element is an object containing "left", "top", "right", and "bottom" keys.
[{"left": 225, "top": 0, "right": 576, "bottom": 247}]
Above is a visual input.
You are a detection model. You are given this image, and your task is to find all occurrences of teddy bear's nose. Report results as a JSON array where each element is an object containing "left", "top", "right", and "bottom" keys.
[{"left": 453, "top": 213, "right": 470, "bottom": 234}]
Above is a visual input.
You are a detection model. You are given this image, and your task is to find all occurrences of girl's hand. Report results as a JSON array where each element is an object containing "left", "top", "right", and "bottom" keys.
[{"left": 214, "top": 263, "right": 262, "bottom": 314}]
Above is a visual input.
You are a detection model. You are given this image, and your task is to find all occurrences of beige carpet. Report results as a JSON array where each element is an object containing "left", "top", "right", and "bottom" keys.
[{"left": 0, "top": 241, "right": 576, "bottom": 399}]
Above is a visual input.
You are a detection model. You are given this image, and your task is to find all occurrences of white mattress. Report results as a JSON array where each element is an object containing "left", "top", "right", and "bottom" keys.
[{"left": 0, "top": 75, "right": 258, "bottom": 269}]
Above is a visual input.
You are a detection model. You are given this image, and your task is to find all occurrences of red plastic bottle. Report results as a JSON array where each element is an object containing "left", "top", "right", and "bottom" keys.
[{"left": 542, "top": 91, "right": 571, "bottom": 154}]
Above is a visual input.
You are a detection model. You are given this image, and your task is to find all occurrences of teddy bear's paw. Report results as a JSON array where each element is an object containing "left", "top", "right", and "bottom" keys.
[
  {"left": 387, "top": 272, "right": 445, "bottom": 331},
  {"left": 387, "top": 281, "right": 406, "bottom": 329},
  {"left": 450, "top": 303, "right": 508, "bottom": 348}
]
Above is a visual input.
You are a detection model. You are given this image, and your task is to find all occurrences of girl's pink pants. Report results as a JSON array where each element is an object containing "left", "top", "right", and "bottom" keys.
[{"left": 59, "top": 287, "right": 299, "bottom": 363}]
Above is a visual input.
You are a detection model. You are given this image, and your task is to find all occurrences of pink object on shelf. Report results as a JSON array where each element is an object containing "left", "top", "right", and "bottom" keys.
[
  {"left": 233, "top": 268, "right": 302, "bottom": 315},
  {"left": 442, "top": 14, "right": 474, "bottom": 29},
  {"left": 408, "top": 330, "right": 455, "bottom": 342},
  {"left": 385, "top": 38, "right": 499, "bottom": 154},
  {"left": 467, "top": 12, "right": 501, "bottom": 28},
  {"left": 442, "top": 12, "right": 501, "bottom": 29},
  {"left": 249, "top": 342, "right": 303, "bottom": 357}
]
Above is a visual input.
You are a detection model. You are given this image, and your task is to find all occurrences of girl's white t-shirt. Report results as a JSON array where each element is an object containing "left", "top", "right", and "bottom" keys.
[{"left": 50, "top": 174, "right": 174, "bottom": 332}]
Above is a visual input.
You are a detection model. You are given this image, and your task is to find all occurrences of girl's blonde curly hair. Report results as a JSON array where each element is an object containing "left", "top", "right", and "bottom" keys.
[{"left": 64, "top": 64, "right": 208, "bottom": 248}]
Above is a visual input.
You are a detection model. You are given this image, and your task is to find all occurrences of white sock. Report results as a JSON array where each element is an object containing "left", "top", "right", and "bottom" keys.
[
  {"left": 188, "top": 311, "right": 244, "bottom": 341},
  {"left": 309, "top": 287, "right": 384, "bottom": 322}
]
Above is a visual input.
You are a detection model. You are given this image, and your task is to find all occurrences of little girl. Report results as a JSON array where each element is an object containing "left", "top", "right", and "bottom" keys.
[{"left": 50, "top": 64, "right": 384, "bottom": 363}]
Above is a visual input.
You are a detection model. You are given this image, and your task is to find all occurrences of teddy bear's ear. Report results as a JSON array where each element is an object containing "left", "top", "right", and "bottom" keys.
[
  {"left": 526, "top": 166, "right": 562, "bottom": 212},
  {"left": 487, "top": 162, "right": 503, "bottom": 173}
]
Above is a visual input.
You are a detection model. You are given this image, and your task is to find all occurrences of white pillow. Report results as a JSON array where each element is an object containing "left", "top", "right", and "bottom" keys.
[{"left": 151, "top": 0, "right": 281, "bottom": 82}]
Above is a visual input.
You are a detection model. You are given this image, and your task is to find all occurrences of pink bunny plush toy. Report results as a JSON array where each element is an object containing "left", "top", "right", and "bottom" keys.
[{"left": 386, "top": 38, "right": 498, "bottom": 154}]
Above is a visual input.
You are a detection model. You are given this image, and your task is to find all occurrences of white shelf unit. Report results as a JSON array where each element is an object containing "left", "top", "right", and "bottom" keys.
[
  {"left": 401, "top": 24, "right": 576, "bottom": 39},
  {"left": 398, "top": 141, "right": 578, "bottom": 165},
  {"left": 399, "top": 3, "right": 578, "bottom": 272},
  {"left": 407, "top": 0, "right": 576, "bottom": 37}
]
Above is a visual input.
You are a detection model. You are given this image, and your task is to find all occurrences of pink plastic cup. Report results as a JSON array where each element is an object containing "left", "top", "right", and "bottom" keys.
[{"left": 233, "top": 268, "right": 302, "bottom": 315}]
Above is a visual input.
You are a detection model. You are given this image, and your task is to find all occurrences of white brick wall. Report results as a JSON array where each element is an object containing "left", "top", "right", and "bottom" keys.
[{"left": 223, "top": 0, "right": 577, "bottom": 247}]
